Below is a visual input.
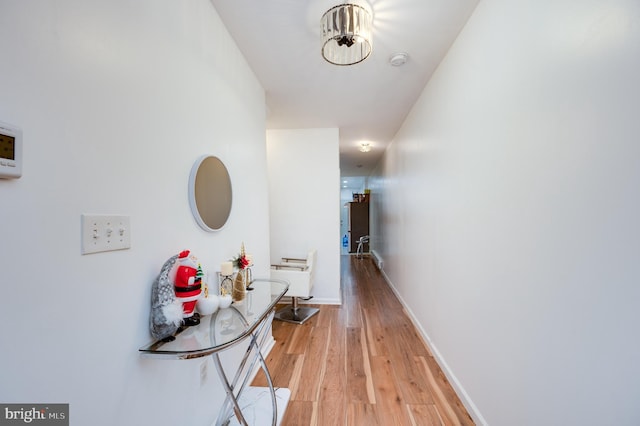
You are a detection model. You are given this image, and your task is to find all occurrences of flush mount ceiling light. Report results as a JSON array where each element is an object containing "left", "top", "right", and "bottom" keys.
[
  {"left": 321, "top": 3, "right": 372, "bottom": 66},
  {"left": 359, "top": 142, "right": 372, "bottom": 152}
]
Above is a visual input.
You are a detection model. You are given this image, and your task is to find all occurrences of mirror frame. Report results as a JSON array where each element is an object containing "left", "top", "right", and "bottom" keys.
[{"left": 188, "top": 155, "right": 233, "bottom": 232}]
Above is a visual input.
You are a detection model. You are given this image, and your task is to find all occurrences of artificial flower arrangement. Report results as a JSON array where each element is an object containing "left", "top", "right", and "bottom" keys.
[
  {"left": 231, "top": 243, "right": 253, "bottom": 301},
  {"left": 233, "top": 250, "right": 250, "bottom": 270}
]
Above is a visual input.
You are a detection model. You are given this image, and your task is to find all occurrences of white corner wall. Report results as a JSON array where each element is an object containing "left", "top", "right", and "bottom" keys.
[
  {"left": 371, "top": 0, "right": 640, "bottom": 425},
  {"left": 0, "top": 1, "right": 270, "bottom": 425},
  {"left": 267, "top": 128, "right": 341, "bottom": 304}
]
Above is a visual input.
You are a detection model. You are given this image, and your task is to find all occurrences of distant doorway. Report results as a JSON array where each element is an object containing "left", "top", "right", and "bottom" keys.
[{"left": 340, "top": 178, "right": 369, "bottom": 255}]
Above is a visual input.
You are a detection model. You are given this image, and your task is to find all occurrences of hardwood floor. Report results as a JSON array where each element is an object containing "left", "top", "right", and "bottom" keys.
[{"left": 253, "top": 255, "right": 475, "bottom": 425}]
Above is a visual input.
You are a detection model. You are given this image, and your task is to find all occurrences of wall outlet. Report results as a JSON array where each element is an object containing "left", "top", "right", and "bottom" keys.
[{"left": 81, "top": 214, "right": 131, "bottom": 255}]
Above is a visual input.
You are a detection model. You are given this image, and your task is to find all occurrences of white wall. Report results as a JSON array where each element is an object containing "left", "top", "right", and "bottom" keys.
[
  {"left": 0, "top": 1, "right": 270, "bottom": 425},
  {"left": 370, "top": 0, "right": 640, "bottom": 425},
  {"left": 267, "top": 128, "right": 341, "bottom": 304}
]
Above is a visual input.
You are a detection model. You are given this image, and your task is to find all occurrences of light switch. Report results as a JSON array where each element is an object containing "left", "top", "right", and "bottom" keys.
[{"left": 81, "top": 214, "right": 131, "bottom": 255}]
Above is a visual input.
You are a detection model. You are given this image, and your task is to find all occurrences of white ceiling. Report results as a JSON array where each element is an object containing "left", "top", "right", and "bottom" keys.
[{"left": 209, "top": 0, "right": 479, "bottom": 180}]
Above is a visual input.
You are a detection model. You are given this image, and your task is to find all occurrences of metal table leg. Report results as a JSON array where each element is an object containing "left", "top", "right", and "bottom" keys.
[{"left": 214, "top": 311, "right": 278, "bottom": 426}]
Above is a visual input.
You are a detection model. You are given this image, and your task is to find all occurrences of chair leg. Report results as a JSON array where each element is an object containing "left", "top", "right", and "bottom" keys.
[{"left": 274, "top": 297, "right": 319, "bottom": 324}]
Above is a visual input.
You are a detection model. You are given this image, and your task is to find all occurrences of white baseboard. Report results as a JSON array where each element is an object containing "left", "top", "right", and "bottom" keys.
[
  {"left": 370, "top": 249, "right": 384, "bottom": 270},
  {"left": 380, "top": 272, "right": 488, "bottom": 426}
]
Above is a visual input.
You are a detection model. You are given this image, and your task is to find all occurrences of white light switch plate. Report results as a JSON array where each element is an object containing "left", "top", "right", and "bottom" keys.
[{"left": 81, "top": 214, "right": 131, "bottom": 255}]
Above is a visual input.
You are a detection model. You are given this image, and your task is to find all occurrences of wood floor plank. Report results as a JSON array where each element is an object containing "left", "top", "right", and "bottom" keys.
[
  {"left": 316, "top": 322, "right": 347, "bottom": 425},
  {"left": 317, "top": 317, "right": 346, "bottom": 400},
  {"left": 370, "top": 355, "right": 413, "bottom": 425},
  {"left": 379, "top": 283, "right": 403, "bottom": 308},
  {"left": 344, "top": 294, "right": 363, "bottom": 328},
  {"left": 417, "top": 356, "right": 475, "bottom": 426},
  {"left": 381, "top": 324, "right": 435, "bottom": 405},
  {"left": 272, "top": 320, "right": 296, "bottom": 344},
  {"left": 280, "top": 400, "right": 314, "bottom": 426},
  {"left": 286, "top": 353, "right": 305, "bottom": 399},
  {"left": 293, "top": 326, "right": 329, "bottom": 401},
  {"left": 286, "top": 322, "right": 314, "bottom": 355},
  {"left": 361, "top": 307, "right": 389, "bottom": 357},
  {"left": 407, "top": 403, "right": 444, "bottom": 426},
  {"left": 313, "top": 304, "right": 335, "bottom": 328},
  {"left": 346, "top": 327, "right": 376, "bottom": 404},
  {"left": 346, "top": 402, "right": 379, "bottom": 425},
  {"left": 315, "top": 397, "right": 346, "bottom": 425},
  {"left": 252, "top": 352, "right": 298, "bottom": 388},
  {"left": 393, "top": 319, "right": 432, "bottom": 357}
]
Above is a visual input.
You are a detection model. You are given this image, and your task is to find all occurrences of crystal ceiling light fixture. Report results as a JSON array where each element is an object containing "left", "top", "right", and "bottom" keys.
[
  {"left": 359, "top": 142, "right": 372, "bottom": 152},
  {"left": 321, "top": 2, "right": 373, "bottom": 66}
]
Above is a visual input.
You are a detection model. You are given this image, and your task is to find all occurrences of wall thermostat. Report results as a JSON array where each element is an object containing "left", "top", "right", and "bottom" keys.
[{"left": 0, "top": 121, "right": 22, "bottom": 179}]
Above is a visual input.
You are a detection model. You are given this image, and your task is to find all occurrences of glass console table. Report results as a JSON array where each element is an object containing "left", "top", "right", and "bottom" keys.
[{"left": 139, "top": 278, "right": 290, "bottom": 426}]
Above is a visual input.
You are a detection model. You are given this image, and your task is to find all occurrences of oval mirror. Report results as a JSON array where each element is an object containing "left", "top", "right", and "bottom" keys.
[{"left": 188, "top": 155, "right": 232, "bottom": 232}]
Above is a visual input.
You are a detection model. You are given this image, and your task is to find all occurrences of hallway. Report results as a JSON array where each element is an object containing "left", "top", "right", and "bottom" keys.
[{"left": 254, "top": 255, "right": 475, "bottom": 425}]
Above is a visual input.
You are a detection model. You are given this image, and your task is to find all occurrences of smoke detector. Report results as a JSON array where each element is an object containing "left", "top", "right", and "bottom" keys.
[{"left": 389, "top": 52, "right": 408, "bottom": 66}]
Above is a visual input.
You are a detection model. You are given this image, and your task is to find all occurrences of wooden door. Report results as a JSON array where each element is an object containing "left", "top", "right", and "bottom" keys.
[{"left": 349, "top": 202, "right": 369, "bottom": 253}]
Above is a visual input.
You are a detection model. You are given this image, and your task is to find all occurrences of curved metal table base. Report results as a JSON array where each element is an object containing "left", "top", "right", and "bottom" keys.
[{"left": 213, "top": 311, "right": 282, "bottom": 426}]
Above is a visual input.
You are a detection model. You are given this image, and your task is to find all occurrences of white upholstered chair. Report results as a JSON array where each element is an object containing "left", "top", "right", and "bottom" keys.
[{"left": 270, "top": 249, "right": 318, "bottom": 324}]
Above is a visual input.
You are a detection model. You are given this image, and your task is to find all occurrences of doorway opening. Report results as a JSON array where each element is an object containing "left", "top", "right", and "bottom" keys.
[{"left": 340, "top": 177, "right": 370, "bottom": 256}]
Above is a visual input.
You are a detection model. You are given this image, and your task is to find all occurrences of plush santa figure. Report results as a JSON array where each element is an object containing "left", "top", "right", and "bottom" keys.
[{"left": 172, "top": 250, "right": 202, "bottom": 326}]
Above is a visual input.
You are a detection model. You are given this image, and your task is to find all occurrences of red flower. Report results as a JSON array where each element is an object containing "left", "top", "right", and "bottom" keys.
[{"left": 234, "top": 254, "right": 250, "bottom": 270}]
